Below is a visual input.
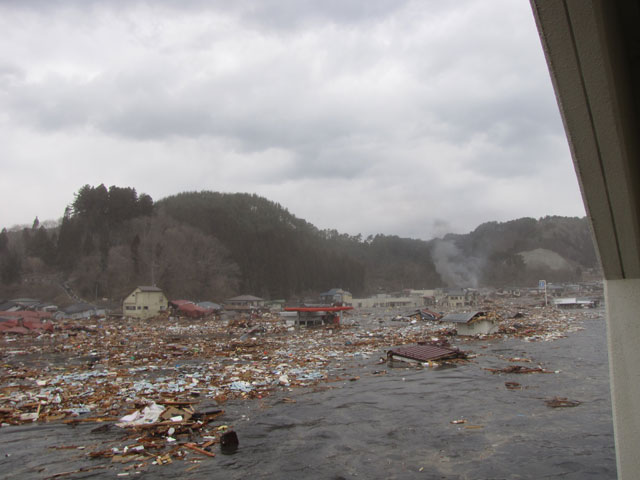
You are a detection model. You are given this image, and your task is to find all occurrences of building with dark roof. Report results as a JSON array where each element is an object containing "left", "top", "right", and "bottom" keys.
[{"left": 319, "top": 288, "right": 352, "bottom": 306}]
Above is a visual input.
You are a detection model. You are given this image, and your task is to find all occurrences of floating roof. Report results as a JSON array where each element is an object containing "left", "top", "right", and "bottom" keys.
[
  {"left": 387, "top": 344, "right": 460, "bottom": 362},
  {"left": 137, "top": 286, "right": 163, "bottom": 292}
]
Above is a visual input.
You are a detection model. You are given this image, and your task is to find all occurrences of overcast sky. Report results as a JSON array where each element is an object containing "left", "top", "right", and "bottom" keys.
[{"left": 0, "top": 0, "right": 585, "bottom": 239}]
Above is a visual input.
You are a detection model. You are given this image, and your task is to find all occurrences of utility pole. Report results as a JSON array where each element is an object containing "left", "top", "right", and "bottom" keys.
[
  {"left": 539, "top": 279, "right": 547, "bottom": 306},
  {"left": 148, "top": 218, "right": 156, "bottom": 287}
]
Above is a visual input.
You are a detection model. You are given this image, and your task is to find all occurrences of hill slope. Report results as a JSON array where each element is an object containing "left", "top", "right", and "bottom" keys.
[{"left": 0, "top": 186, "right": 599, "bottom": 304}]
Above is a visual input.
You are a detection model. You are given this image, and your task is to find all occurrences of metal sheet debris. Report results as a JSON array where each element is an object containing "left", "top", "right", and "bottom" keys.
[{"left": 386, "top": 344, "right": 463, "bottom": 363}]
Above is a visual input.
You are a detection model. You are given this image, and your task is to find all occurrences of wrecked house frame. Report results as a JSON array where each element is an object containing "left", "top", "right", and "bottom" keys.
[{"left": 441, "top": 311, "right": 498, "bottom": 336}]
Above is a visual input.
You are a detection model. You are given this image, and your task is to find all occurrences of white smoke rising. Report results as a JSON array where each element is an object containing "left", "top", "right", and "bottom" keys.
[{"left": 432, "top": 239, "right": 485, "bottom": 288}]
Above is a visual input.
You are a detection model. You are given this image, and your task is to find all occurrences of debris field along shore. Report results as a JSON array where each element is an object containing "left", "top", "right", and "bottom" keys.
[{"left": 0, "top": 301, "right": 600, "bottom": 474}]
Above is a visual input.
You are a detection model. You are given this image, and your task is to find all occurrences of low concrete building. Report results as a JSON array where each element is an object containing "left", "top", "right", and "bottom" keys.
[
  {"left": 265, "top": 299, "right": 286, "bottom": 311},
  {"left": 352, "top": 294, "right": 423, "bottom": 308},
  {"left": 441, "top": 311, "right": 498, "bottom": 336},
  {"left": 225, "top": 295, "right": 265, "bottom": 311},
  {"left": 123, "top": 286, "right": 168, "bottom": 319},
  {"left": 553, "top": 297, "right": 600, "bottom": 309}
]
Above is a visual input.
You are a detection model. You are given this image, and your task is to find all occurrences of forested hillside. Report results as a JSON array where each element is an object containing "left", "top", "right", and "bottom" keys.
[
  {"left": 0, "top": 185, "right": 599, "bottom": 306},
  {"left": 157, "top": 192, "right": 366, "bottom": 298}
]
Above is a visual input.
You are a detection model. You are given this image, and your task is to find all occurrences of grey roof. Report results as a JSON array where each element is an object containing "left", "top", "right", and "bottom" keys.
[
  {"left": 62, "top": 303, "right": 99, "bottom": 314},
  {"left": 321, "top": 288, "right": 351, "bottom": 296},
  {"left": 10, "top": 298, "right": 41, "bottom": 309},
  {"left": 0, "top": 301, "right": 18, "bottom": 311},
  {"left": 445, "top": 289, "right": 466, "bottom": 296},
  {"left": 197, "top": 301, "right": 222, "bottom": 310},
  {"left": 137, "top": 286, "right": 163, "bottom": 292},
  {"left": 441, "top": 311, "right": 485, "bottom": 324}
]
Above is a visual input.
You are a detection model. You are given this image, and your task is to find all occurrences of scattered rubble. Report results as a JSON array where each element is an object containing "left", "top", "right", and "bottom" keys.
[{"left": 0, "top": 302, "right": 601, "bottom": 473}]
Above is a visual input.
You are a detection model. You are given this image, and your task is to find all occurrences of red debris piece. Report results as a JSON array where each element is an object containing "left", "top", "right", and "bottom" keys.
[
  {"left": 169, "top": 300, "right": 213, "bottom": 318},
  {"left": 0, "top": 317, "right": 53, "bottom": 334}
]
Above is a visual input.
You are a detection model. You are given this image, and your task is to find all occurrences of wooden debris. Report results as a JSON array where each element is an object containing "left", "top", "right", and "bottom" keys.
[
  {"left": 184, "top": 442, "right": 216, "bottom": 457},
  {"left": 485, "top": 365, "right": 552, "bottom": 374},
  {"left": 505, "top": 381, "right": 522, "bottom": 390},
  {"left": 545, "top": 397, "right": 582, "bottom": 408},
  {"left": 43, "top": 465, "right": 108, "bottom": 479}
]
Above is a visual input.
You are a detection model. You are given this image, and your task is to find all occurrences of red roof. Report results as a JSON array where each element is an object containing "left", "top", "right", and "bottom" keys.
[
  {"left": 0, "top": 310, "right": 52, "bottom": 320},
  {"left": 170, "top": 300, "right": 193, "bottom": 306},
  {"left": 170, "top": 300, "right": 213, "bottom": 318},
  {"left": 0, "top": 317, "right": 53, "bottom": 334}
]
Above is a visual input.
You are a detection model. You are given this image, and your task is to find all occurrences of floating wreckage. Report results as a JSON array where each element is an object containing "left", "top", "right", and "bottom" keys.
[{"left": 386, "top": 343, "right": 466, "bottom": 365}]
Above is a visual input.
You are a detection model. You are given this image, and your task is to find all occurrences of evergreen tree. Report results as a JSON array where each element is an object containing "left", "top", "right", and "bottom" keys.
[
  {"left": 0, "top": 228, "right": 8, "bottom": 252},
  {"left": 29, "top": 226, "right": 56, "bottom": 265},
  {"left": 56, "top": 207, "right": 81, "bottom": 272},
  {"left": 0, "top": 248, "right": 21, "bottom": 284}
]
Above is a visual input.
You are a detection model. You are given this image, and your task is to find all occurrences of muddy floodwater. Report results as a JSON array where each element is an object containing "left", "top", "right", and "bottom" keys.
[{"left": 1, "top": 312, "right": 615, "bottom": 479}]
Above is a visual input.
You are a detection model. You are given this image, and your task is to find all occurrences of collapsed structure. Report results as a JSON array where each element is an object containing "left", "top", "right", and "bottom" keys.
[{"left": 441, "top": 311, "right": 498, "bottom": 336}]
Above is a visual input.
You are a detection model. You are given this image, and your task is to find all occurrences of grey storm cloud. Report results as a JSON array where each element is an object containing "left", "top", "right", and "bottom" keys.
[
  {"left": 0, "top": 0, "right": 586, "bottom": 236},
  {"left": 1, "top": 0, "right": 413, "bottom": 28}
]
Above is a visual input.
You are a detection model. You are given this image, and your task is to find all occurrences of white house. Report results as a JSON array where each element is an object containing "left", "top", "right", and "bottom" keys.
[{"left": 123, "top": 286, "right": 168, "bottom": 319}]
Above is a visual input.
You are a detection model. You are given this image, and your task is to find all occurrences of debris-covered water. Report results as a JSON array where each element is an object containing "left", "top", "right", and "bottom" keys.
[{"left": 1, "top": 312, "right": 615, "bottom": 479}]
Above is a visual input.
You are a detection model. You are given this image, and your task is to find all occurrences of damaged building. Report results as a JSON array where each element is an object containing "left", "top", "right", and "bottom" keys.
[{"left": 441, "top": 311, "right": 498, "bottom": 336}]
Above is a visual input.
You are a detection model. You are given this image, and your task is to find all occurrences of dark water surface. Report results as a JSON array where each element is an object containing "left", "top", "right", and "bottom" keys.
[{"left": 1, "top": 315, "right": 615, "bottom": 479}]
